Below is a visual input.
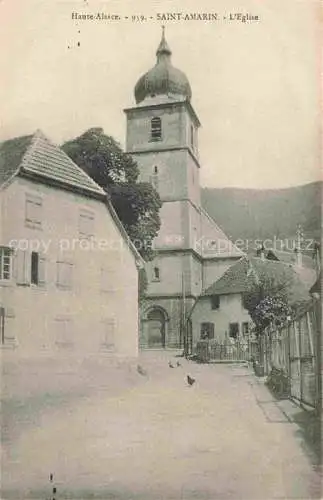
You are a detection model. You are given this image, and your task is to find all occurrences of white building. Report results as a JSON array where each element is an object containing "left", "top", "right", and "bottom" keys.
[{"left": 0, "top": 130, "right": 142, "bottom": 356}]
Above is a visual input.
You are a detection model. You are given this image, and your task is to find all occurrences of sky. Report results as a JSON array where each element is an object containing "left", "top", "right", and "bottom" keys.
[{"left": 0, "top": 0, "right": 321, "bottom": 189}]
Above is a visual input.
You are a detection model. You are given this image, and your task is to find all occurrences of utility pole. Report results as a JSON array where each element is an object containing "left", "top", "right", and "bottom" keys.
[{"left": 181, "top": 271, "right": 187, "bottom": 356}]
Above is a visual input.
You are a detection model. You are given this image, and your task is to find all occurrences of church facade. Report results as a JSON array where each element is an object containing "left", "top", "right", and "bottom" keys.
[{"left": 124, "top": 29, "right": 242, "bottom": 349}]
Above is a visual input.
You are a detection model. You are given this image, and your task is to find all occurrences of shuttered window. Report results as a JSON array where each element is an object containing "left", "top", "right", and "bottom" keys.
[
  {"left": 150, "top": 117, "right": 162, "bottom": 141},
  {"left": 25, "top": 194, "right": 42, "bottom": 229},
  {"left": 79, "top": 209, "right": 95, "bottom": 238},
  {"left": 100, "top": 318, "right": 116, "bottom": 350},
  {"left": 15, "top": 249, "right": 30, "bottom": 285},
  {"left": 100, "top": 266, "right": 117, "bottom": 292},
  {"left": 56, "top": 261, "right": 73, "bottom": 289},
  {"left": 55, "top": 317, "right": 73, "bottom": 348},
  {"left": 0, "top": 247, "right": 12, "bottom": 280}
]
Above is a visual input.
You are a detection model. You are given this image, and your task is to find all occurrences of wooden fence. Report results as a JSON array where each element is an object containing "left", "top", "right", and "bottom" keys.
[{"left": 261, "top": 299, "right": 321, "bottom": 413}]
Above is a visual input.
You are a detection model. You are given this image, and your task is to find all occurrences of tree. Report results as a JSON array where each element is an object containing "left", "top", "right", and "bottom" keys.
[
  {"left": 243, "top": 274, "right": 293, "bottom": 335},
  {"left": 62, "top": 128, "right": 162, "bottom": 261}
]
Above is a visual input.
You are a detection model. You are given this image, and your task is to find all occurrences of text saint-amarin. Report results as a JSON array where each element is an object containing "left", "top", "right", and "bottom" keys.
[{"left": 156, "top": 13, "right": 218, "bottom": 21}]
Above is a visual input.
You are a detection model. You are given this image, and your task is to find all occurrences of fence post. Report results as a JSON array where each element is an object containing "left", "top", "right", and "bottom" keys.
[
  {"left": 314, "top": 302, "right": 322, "bottom": 416},
  {"left": 298, "top": 320, "right": 303, "bottom": 404},
  {"left": 264, "top": 332, "right": 269, "bottom": 375},
  {"left": 287, "top": 322, "right": 291, "bottom": 396}
]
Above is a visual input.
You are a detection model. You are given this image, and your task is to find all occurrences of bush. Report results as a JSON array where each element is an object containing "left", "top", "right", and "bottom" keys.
[{"left": 265, "top": 367, "right": 290, "bottom": 399}]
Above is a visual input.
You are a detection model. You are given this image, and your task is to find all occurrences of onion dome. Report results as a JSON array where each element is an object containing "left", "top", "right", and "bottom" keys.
[{"left": 134, "top": 27, "right": 192, "bottom": 104}]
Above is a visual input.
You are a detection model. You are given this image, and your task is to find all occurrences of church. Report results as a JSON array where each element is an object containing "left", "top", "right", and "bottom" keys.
[{"left": 124, "top": 29, "right": 243, "bottom": 350}]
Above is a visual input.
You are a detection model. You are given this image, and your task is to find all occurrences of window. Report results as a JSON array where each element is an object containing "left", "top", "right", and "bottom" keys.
[
  {"left": 0, "top": 307, "right": 4, "bottom": 344},
  {"left": 153, "top": 266, "right": 160, "bottom": 281},
  {"left": 200, "top": 322, "right": 215, "bottom": 340},
  {"left": 150, "top": 117, "right": 162, "bottom": 141},
  {"left": 79, "top": 209, "right": 95, "bottom": 238},
  {"left": 150, "top": 166, "right": 159, "bottom": 191},
  {"left": 229, "top": 322, "right": 239, "bottom": 339},
  {"left": 30, "top": 252, "right": 45, "bottom": 286},
  {"left": 100, "top": 266, "right": 117, "bottom": 293},
  {"left": 31, "top": 252, "right": 39, "bottom": 285},
  {"left": 55, "top": 317, "right": 73, "bottom": 348},
  {"left": 25, "top": 194, "right": 42, "bottom": 229},
  {"left": 190, "top": 124, "right": 194, "bottom": 149},
  {"left": 0, "top": 247, "right": 12, "bottom": 280},
  {"left": 211, "top": 295, "right": 220, "bottom": 310},
  {"left": 101, "top": 318, "right": 116, "bottom": 350},
  {"left": 242, "top": 322, "right": 250, "bottom": 335},
  {"left": 0, "top": 307, "right": 16, "bottom": 346},
  {"left": 56, "top": 261, "right": 73, "bottom": 290}
]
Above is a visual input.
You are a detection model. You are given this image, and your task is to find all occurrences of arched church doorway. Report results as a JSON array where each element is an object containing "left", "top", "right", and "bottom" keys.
[{"left": 147, "top": 308, "right": 166, "bottom": 348}]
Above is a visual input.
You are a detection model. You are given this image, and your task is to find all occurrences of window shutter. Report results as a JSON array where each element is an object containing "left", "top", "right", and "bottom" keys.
[
  {"left": 79, "top": 209, "right": 95, "bottom": 238},
  {"left": 38, "top": 254, "right": 46, "bottom": 286},
  {"left": 15, "top": 250, "right": 30, "bottom": 285},
  {"left": 101, "top": 318, "right": 116, "bottom": 350},
  {"left": 25, "top": 194, "right": 42, "bottom": 228},
  {"left": 100, "top": 266, "right": 117, "bottom": 292},
  {"left": 55, "top": 317, "right": 73, "bottom": 347},
  {"left": 57, "top": 261, "right": 73, "bottom": 289}
]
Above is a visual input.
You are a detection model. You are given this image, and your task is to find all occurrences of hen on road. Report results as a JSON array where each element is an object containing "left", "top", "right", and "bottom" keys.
[
  {"left": 187, "top": 375, "right": 196, "bottom": 386},
  {"left": 137, "top": 364, "right": 147, "bottom": 376}
]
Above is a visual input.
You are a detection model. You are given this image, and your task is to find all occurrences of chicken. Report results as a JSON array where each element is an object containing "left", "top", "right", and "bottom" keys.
[
  {"left": 169, "top": 361, "right": 175, "bottom": 368},
  {"left": 137, "top": 364, "right": 147, "bottom": 376},
  {"left": 187, "top": 375, "right": 196, "bottom": 386},
  {"left": 176, "top": 361, "right": 181, "bottom": 367}
]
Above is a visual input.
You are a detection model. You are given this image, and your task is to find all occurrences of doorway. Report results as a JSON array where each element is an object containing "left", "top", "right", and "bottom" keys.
[{"left": 147, "top": 308, "right": 166, "bottom": 348}]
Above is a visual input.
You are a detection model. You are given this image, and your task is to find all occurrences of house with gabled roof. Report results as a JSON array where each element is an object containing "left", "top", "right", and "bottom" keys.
[
  {"left": 0, "top": 130, "right": 143, "bottom": 356},
  {"left": 189, "top": 254, "right": 315, "bottom": 347}
]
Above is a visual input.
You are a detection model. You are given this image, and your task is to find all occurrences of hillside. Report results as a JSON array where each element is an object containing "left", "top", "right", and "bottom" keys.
[{"left": 201, "top": 182, "right": 321, "bottom": 246}]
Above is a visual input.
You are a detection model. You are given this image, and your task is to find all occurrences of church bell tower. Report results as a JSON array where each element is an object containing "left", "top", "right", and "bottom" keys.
[{"left": 124, "top": 28, "right": 204, "bottom": 348}]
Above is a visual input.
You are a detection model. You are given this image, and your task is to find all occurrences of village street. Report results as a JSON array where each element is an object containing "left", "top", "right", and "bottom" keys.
[{"left": 1, "top": 351, "right": 321, "bottom": 500}]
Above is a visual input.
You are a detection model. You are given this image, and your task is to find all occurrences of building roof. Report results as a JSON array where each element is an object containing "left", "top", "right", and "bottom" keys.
[
  {"left": 202, "top": 256, "right": 312, "bottom": 305},
  {"left": 199, "top": 208, "right": 244, "bottom": 259},
  {"left": 0, "top": 130, "right": 106, "bottom": 197},
  {"left": 263, "top": 248, "right": 317, "bottom": 291},
  {"left": 0, "top": 130, "right": 144, "bottom": 267},
  {"left": 134, "top": 28, "right": 192, "bottom": 105},
  {"left": 266, "top": 248, "right": 316, "bottom": 270},
  {"left": 310, "top": 272, "right": 321, "bottom": 295}
]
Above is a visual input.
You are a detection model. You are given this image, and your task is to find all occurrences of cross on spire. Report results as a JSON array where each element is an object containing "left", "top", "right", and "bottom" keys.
[{"left": 156, "top": 25, "right": 172, "bottom": 59}]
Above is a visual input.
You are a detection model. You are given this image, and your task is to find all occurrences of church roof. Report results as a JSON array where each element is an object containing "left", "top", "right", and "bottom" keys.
[
  {"left": 198, "top": 208, "right": 243, "bottom": 259},
  {"left": 134, "top": 28, "right": 192, "bottom": 105},
  {"left": 0, "top": 130, "right": 106, "bottom": 197},
  {"left": 202, "top": 256, "right": 311, "bottom": 305}
]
